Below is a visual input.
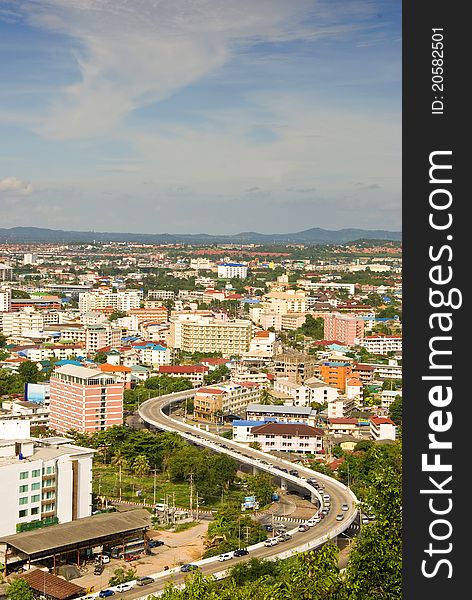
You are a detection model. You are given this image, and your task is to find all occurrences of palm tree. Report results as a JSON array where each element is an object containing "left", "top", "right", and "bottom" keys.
[
  {"left": 132, "top": 455, "right": 151, "bottom": 478},
  {"left": 111, "top": 450, "right": 128, "bottom": 472},
  {"left": 259, "top": 389, "right": 273, "bottom": 405}
]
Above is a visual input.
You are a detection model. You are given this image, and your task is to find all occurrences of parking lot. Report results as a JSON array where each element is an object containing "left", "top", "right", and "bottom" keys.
[{"left": 70, "top": 520, "right": 209, "bottom": 593}]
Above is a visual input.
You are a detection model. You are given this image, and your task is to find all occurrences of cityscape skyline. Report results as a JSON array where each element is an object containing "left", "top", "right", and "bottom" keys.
[{"left": 0, "top": 0, "right": 400, "bottom": 234}]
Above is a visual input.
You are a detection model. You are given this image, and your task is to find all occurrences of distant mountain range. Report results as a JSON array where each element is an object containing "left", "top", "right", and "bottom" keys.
[{"left": 0, "top": 226, "right": 401, "bottom": 245}]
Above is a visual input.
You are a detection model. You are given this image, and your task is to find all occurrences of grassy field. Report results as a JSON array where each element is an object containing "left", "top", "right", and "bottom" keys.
[{"left": 93, "top": 464, "right": 191, "bottom": 507}]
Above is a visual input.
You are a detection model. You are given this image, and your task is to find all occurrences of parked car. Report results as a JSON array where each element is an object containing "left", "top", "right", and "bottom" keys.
[
  {"left": 148, "top": 539, "right": 165, "bottom": 548},
  {"left": 98, "top": 590, "right": 115, "bottom": 598},
  {"left": 115, "top": 583, "right": 133, "bottom": 592},
  {"left": 298, "top": 523, "right": 310, "bottom": 532},
  {"left": 264, "top": 537, "right": 279, "bottom": 547},
  {"left": 336, "top": 513, "right": 345, "bottom": 521},
  {"left": 263, "top": 524, "right": 273, "bottom": 532},
  {"left": 341, "top": 503, "right": 349, "bottom": 511},
  {"left": 136, "top": 576, "right": 154, "bottom": 586},
  {"left": 180, "top": 564, "right": 199, "bottom": 572},
  {"left": 233, "top": 548, "right": 249, "bottom": 557},
  {"left": 124, "top": 554, "right": 140, "bottom": 562},
  {"left": 289, "top": 469, "right": 299, "bottom": 477},
  {"left": 361, "top": 513, "right": 370, "bottom": 524},
  {"left": 275, "top": 523, "right": 287, "bottom": 531},
  {"left": 218, "top": 553, "right": 233, "bottom": 562},
  {"left": 306, "top": 517, "right": 320, "bottom": 527},
  {"left": 94, "top": 565, "right": 104, "bottom": 575}
]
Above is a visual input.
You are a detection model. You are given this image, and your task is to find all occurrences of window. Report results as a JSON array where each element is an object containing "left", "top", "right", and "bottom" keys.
[
  {"left": 31, "top": 507, "right": 39, "bottom": 515},
  {"left": 31, "top": 482, "right": 40, "bottom": 491},
  {"left": 19, "top": 472, "right": 29, "bottom": 480},
  {"left": 19, "top": 485, "right": 28, "bottom": 493},
  {"left": 31, "top": 495, "right": 40, "bottom": 503},
  {"left": 32, "top": 469, "right": 40, "bottom": 477},
  {"left": 19, "top": 509, "right": 28, "bottom": 518},
  {"left": 46, "top": 466, "right": 54, "bottom": 474},
  {"left": 19, "top": 497, "right": 28, "bottom": 505}
]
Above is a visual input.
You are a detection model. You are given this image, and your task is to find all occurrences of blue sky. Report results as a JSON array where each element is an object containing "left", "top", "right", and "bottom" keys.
[{"left": 0, "top": 0, "right": 401, "bottom": 234}]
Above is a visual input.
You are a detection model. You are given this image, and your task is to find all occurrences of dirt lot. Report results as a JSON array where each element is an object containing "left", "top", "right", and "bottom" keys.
[{"left": 70, "top": 520, "right": 209, "bottom": 593}]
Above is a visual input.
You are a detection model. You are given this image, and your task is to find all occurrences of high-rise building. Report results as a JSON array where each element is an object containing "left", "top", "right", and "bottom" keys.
[
  {"left": 0, "top": 263, "right": 13, "bottom": 282},
  {"left": 217, "top": 263, "right": 248, "bottom": 279},
  {"left": 170, "top": 314, "right": 252, "bottom": 356},
  {"left": 323, "top": 313, "right": 365, "bottom": 346},
  {"left": 0, "top": 287, "right": 11, "bottom": 312},
  {"left": 49, "top": 365, "right": 124, "bottom": 434},
  {"left": 0, "top": 420, "right": 94, "bottom": 536}
]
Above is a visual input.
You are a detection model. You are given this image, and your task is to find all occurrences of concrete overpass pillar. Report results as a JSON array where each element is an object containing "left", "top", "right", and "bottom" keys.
[
  {"left": 252, "top": 464, "right": 258, "bottom": 475},
  {"left": 280, "top": 478, "right": 287, "bottom": 491}
]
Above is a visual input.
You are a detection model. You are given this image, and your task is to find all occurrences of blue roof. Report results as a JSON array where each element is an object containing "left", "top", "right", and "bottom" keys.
[
  {"left": 55, "top": 359, "right": 83, "bottom": 366},
  {"left": 232, "top": 419, "right": 277, "bottom": 427},
  {"left": 322, "top": 361, "right": 350, "bottom": 367}
]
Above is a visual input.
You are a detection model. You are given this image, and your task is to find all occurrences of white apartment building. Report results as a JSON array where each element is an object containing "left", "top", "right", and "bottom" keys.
[
  {"left": 194, "top": 383, "right": 262, "bottom": 420},
  {"left": 147, "top": 290, "right": 175, "bottom": 301},
  {"left": 251, "top": 421, "right": 324, "bottom": 455},
  {"left": 380, "top": 390, "right": 402, "bottom": 410},
  {"left": 327, "top": 395, "right": 358, "bottom": 419},
  {"left": 262, "top": 290, "right": 306, "bottom": 315},
  {"left": 0, "top": 263, "right": 13, "bottom": 282},
  {"left": 1, "top": 309, "right": 44, "bottom": 339},
  {"left": 0, "top": 287, "right": 11, "bottom": 312},
  {"left": 190, "top": 258, "right": 214, "bottom": 271},
  {"left": 0, "top": 421, "right": 94, "bottom": 536},
  {"left": 132, "top": 343, "right": 172, "bottom": 367},
  {"left": 15, "top": 344, "right": 84, "bottom": 363},
  {"left": 217, "top": 263, "right": 248, "bottom": 279},
  {"left": 370, "top": 417, "right": 397, "bottom": 441},
  {"left": 298, "top": 281, "right": 355, "bottom": 295},
  {"left": 0, "top": 401, "right": 50, "bottom": 429},
  {"left": 360, "top": 336, "right": 403, "bottom": 355},
  {"left": 78, "top": 290, "right": 141, "bottom": 313},
  {"left": 170, "top": 314, "right": 252, "bottom": 356},
  {"left": 245, "top": 403, "right": 318, "bottom": 427},
  {"left": 241, "top": 330, "right": 279, "bottom": 363},
  {"left": 304, "top": 377, "right": 339, "bottom": 405},
  {"left": 54, "top": 325, "right": 121, "bottom": 353}
]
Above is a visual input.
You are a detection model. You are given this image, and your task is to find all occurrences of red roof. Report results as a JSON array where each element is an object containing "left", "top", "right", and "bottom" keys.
[
  {"left": 370, "top": 417, "right": 396, "bottom": 425},
  {"left": 20, "top": 570, "right": 85, "bottom": 600},
  {"left": 251, "top": 422, "right": 324, "bottom": 437},
  {"left": 200, "top": 358, "right": 228, "bottom": 365},
  {"left": 99, "top": 363, "right": 132, "bottom": 373},
  {"left": 196, "top": 387, "right": 225, "bottom": 394},
  {"left": 159, "top": 365, "right": 209, "bottom": 374},
  {"left": 328, "top": 418, "right": 359, "bottom": 425}
]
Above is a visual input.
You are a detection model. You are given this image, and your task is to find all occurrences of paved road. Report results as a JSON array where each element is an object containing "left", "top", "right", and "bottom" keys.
[{"left": 80, "top": 391, "right": 358, "bottom": 599}]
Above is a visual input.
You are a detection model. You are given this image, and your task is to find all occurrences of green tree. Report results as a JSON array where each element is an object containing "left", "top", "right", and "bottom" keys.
[
  {"left": 109, "top": 566, "right": 137, "bottom": 586},
  {"left": 6, "top": 579, "right": 35, "bottom": 600},
  {"left": 17, "top": 361, "right": 40, "bottom": 385},
  {"left": 94, "top": 351, "right": 108, "bottom": 364},
  {"left": 0, "top": 333, "right": 7, "bottom": 347},
  {"left": 132, "top": 454, "right": 151, "bottom": 478},
  {"left": 388, "top": 396, "right": 402, "bottom": 426}
]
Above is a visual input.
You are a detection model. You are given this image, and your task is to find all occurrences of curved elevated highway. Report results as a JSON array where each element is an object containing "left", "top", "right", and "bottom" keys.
[{"left": 79, "top": 391, "right": 359, "bottom": 599}]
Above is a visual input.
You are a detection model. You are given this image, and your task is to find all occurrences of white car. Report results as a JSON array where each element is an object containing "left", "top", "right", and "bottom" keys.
[
  {"left": 115, "top": 582, "right": 134, "bottom": 592},
  {"left": 306, "top": 517, "right": 320, "bottom": 527},
  {"left": 341, "top": 503, "right": 349, "bottom": 511},
  {"left": 264, "top": 537, "right": 279, "bottom": 547},
  {"left": 218, "top": 553, "right": 233, "bottom": 562}
]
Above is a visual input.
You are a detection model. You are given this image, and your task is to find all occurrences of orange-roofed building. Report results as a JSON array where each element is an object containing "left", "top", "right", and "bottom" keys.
[{"left": 99, "top": 363, "right": 132, "bottom": 388}]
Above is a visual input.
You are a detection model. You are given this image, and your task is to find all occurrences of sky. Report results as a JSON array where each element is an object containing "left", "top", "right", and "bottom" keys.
[{"left": 0, "top": 0, "right": 401, "bottom": 235}]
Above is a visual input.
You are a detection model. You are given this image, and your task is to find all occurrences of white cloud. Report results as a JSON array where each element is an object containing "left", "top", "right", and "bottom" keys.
[
  {"left": 15, "top": 0, "right": 370, "bottom": 139},
  {"left": 0, "top": 176, "right": 34, "bottom": 194}
]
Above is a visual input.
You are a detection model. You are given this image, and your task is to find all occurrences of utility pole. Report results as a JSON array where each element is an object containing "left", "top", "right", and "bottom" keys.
[
  {"left": 153, "top": 468, "right": 157, "bottom": 506},
  {"left": 119, "top": 464, "right": 122, "bottom": 501},
  {"left": 189, "top": 473, "right": 194, "bottom": 517},
  {"left": 195, "top": 491, "right": 199, "bottom": 521}
]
